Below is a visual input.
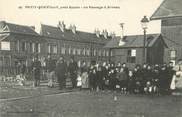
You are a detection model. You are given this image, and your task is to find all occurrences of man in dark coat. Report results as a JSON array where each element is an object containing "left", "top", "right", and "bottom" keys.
[
  {"left": 56, "top": 57, "right": 67, "bottom": 90},
  {"left": 140, "top": 64, "right": 148, "bottom": 94},
  {"left": 32, "top": 56, "right": 41, "bottom": 87},
  {"left": 88, "top": 62, "right": 97, "bottom": 91},
  {"left": 96, "top": 65, "right": 103, "bottom": 90},
  {"left": 68, "top": 57, "right": 78, "bottom": 88},
  {"left": 159, "top": 64, "right": 169, "bottom": 94},
  {"left": 122, "top": 63, "right": 129, "bottom": 77}
]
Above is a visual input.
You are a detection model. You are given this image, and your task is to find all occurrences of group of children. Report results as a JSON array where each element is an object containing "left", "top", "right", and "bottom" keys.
[{"left": 77, "top": 62, "right": 176, "bottom": 95}]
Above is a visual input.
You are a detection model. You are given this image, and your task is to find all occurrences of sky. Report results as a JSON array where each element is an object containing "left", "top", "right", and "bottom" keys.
[{"left": 0, "top": 0, "right": 164, "bottom": 36}]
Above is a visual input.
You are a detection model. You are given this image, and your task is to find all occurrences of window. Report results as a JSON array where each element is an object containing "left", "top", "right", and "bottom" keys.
[
  {"left": 68, "top": 47, "right": 72, "bottom": 55},
  {"left": 98, "top": 50, "right": 102, "bottom": 56},
  {"left": 77, "top": 49, "right": 81, "bottom": 55},
  {"left": 86, "top": 49, "right": 90, "bottom": 56},
  {"left": 93, "top": 49, "right": 97, "bottom": 56},
  {"left": 52, "top": 45, "right": 57, "bottom": 54},
  {"left": 170, "top": 50, "right": 176, "bottom": 58},
  {"left": 1, "top": 41, "right": 10, "bottom": 50},
  {"left": 35, "top": 43, "right": 40, "bottom": 53},
  {"left": 22, "top": 42, "right": 26, "bottom": 52},
  {"left": 73, "top": 48, "right": 76, "bottom": 55},
  {"left": 48, "top": 44, "right": 51, "bottom": 53},
  {"left": 106, "top": 51, "right": 109, "bottom": 57},
  {"left": 102, "top": 50, "right": 106, "bottom": 56},
  {"left": 61, "top": 47, "right": 66, "bottom": 54},
  {"left": 14, "top": 41, "right": 18, "bottom": 51},
  {"left": 29, "top": 43, "right": 33, "bottom": 52},
  {"left": 110, "top": 50, "right": 113, "bottom": 56},
  {"left": 127, "top": 49, "right": 136, "bottom": 63},
  {"left": 48, "top": 44, "right": 57, "bottom": 54},
  {"left": 38, "top": 43, "right": 41, "bottom": 53},
  {"left": 82, "top": 48, "right": 86, "bottom": 55}
]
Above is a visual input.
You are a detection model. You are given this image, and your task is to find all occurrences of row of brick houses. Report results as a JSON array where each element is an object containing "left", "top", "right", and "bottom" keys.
[
  {"left": 0, "top": 0, "right": 181, "bottom": 75},
  {"left": 0, "top": 21, "right": 112, "bottom": 75}
]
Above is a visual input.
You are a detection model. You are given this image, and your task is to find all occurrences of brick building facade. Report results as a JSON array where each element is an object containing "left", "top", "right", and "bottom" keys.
[
  {"left": 0, "top": 21, "right": 43, "bottom": 75},
  {"left": 0, "top": 21, "right": 111, "bottom": 75}
]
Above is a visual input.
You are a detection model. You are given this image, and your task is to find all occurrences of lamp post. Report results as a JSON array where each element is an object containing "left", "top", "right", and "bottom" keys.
[{"left": 141, "top": 16, "right": 149, "bottom": 63}]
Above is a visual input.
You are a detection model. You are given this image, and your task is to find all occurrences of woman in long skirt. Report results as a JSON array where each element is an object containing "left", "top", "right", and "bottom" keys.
[
  {"left": 81, "top": 62, "right": 89, "bottom": 89},
  {"left": 173, "top": 61, "right": 182, "bottom": 91}
]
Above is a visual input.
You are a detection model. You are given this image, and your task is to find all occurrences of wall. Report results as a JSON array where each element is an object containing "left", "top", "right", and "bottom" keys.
[
  {"left": 161, "top": 17, "right": 182, "bottom": 63},
  {"left": 110, "top": 47, "right": 144, "bottom": 69}
]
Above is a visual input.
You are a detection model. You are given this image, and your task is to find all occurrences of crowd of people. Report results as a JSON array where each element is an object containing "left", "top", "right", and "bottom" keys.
[{"left": 17, "top": 55, "right": 182, "bottom": 95}]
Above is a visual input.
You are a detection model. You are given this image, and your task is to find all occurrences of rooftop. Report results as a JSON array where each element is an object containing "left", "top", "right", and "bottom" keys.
[
  {"left": 151, "top": 0, "right": 182, "bottom": 20},
  {"left": 0, "top": 21, "right": 39, "bottom": 36},
  {"left": 40, "top": 24, "right": 112, "bottom": 44},
  {"left": 104, "top": 34, "right": 165, "bottom": 48}
]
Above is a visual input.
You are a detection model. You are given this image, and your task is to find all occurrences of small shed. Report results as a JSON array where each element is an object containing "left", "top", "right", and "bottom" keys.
[{"left": 104, "top": 34, "right": 168, "bottom": 68}]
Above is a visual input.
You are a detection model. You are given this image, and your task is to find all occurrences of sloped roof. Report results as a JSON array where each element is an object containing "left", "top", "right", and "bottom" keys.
[
  {"left": 151, "top": 0, "right": 182, "bottom": 20},
  {"left": 0, "top": 21, "right": 39, "bottom": 36},
  {"left": 104, "top": 34, "right": 163, "bottom": 48},
  {"left": 0, "top": 33, "right": 43, "bottom": 42},
  {"left": 162, "top": 34, "right": 182, "bottom": 48},
  {"left": 40, "top": 24, "right": 111, "bottom": 44},
  {"left": 0, "top": 34, "right": 10, "bottom": 41}
]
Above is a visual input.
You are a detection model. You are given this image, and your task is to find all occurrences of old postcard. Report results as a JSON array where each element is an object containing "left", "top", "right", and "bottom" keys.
[{"left": 0, "top": 0, "right": 182, "bottom": 117}]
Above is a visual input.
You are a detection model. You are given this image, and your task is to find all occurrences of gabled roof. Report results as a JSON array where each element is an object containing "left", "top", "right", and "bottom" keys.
[
  {"left": 104, "top": 34, "right": 165, "bottom": 48},
  {"left": 0, "top": 33, "right": 43, "bottom": 42},
  {"left": 40, "top": 24, "right": 111, "bottom": 44},
  {"left": 151, "top": 0, "right": 182, "bottom": 20},
  {"left": 0, "top": 21, "right": 39, "bottom": 36}
]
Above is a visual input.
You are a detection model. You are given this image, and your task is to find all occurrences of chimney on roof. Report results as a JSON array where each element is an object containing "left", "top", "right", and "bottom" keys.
[
  {"left": 102, "top": 29, "right": 108, "bottom": 39},
  {"left": 0, "top": 21, "right": 6, "bottom": 28},
  {"left": 69, "top": 24, "right": 76, "bottom": 34},
  {"left": 94, "top": 28, "right": 100, "bottom": 38},
  {"left": 30, "top": 26, "right": 35, "bottom": 30},
  {"left": 58, "top": 21, "right": 66, "bottom": 32},
  {"left": 110, "top": 32, "right": 116, "bottom": 39}
]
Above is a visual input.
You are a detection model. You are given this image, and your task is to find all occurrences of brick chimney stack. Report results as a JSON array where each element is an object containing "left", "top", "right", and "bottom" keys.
[
  {"left": 102, "top": 29, "right": 108, "bottom": 39},
  {"left": 94, "top": 28, "right": 100, "bottom": 38},
  {"left": 69, "top": 24, "right": 76, "bottom": 34},
  {"left": 58, "top": 21, "right": 66, "bottom": 32},
  {"left": 110, "top": 32, "right": 116, "bottom": 39},
  {"left": 30, "top": 26, "right": 35, "bottom": 30}
]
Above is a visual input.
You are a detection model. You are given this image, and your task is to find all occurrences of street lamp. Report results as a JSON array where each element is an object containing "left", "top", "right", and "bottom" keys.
[{"left": 141, "top": 16, "right": 149, "bottom": 63}]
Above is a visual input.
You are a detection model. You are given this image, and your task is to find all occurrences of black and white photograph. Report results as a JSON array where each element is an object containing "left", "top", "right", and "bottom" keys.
[{"left": 0, "top": 0, "right": 182, "bottom": 117}]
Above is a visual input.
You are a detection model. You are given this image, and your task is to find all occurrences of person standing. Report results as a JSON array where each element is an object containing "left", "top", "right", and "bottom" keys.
[
  {"left": 117, "top": 67, "right": 128, "bottom": 93},
  {"left": 96, "top": 65, "right": 103, "bottom": 91},
  {"left": 174, "top": 59, "right": 182, "bottom": 91},
  {"left": 88, "top": 61, "right": 97, "bottom": 91},
  {"left": 81, "top": 61, "right": 89, "bottom": 89},
  {"left": 167, "top": 62, "right": 176, "bottom": 93},
  {"left": 159, "top": 64, "right": 168, "bottom": 94},
  {"left": 32, "top": 56, "right": 41, "bottom": 87},
  {"left": 55, "top": 57, "right": 67, "bottom": 90},
  {"left": 68, "top": 57, "right": 78, "bottom": 89},
  {"left": 46, "top": 55, "right": 56, "bottom": 88}
]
